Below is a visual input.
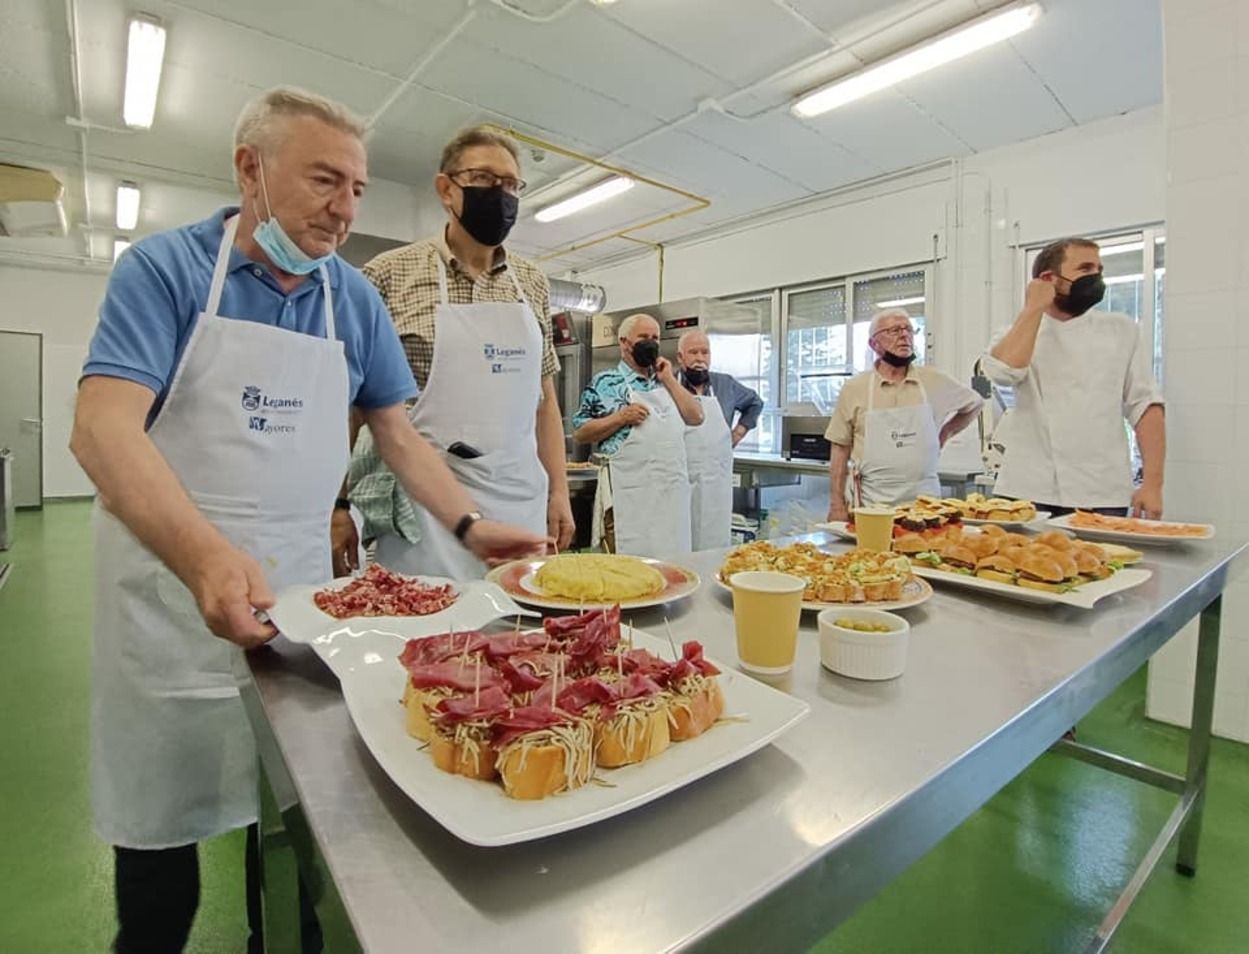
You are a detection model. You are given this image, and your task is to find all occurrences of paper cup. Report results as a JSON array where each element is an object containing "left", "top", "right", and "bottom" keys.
[
  {"left": 729, "top": 571, "right": 806, "bottom": 675},
  {"left": 853, "top": 507, "right": 896, "bottom": 552}
]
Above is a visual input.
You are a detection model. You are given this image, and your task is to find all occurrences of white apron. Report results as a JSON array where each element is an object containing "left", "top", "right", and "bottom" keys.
[
  {"left": 855, "top": 372, "right": 941, "bottom": 507},
  {"left": 373, "top": 256, "right": 547, "bottom": 579},
  {"left": 602, "top": 384, "right": 693, "bottom": 556},
  {"left": 684, "top": 391, "right": 733, "bottom": 551},
  {"left": 91, "top": 215, "right": 349, "bottom": 848}
]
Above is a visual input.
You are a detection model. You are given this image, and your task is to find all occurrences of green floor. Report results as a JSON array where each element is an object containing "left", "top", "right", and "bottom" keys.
[{"left": 1, "top": 502, "right": 1246, "bottom": 953}]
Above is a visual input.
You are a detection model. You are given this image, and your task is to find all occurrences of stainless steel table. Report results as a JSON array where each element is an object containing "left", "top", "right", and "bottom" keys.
[
  {"left": 243, "top": 534, "right": 1244, "bottom": 953},
  {"left": 732, "top": 451, "right": 983, "bottom": 497}
]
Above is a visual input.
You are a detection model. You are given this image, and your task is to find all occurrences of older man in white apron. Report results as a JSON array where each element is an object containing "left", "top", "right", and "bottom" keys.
[
  {"left": 825, "top": 309, "right": 983, "bottom": 519},
  {"left": 683, "top": 385, "right": 734, "bottom": 550},
  {"left": 71, "top": 88, "right": 546, "bottom": 954},
  {"left": 572, "top": 314, "right": 705, "bottom": 555}
]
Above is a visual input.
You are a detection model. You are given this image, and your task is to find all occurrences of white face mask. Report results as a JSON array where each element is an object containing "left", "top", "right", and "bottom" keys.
[{"left": 251, "top": 157, "right": 333, "bottom": 275}]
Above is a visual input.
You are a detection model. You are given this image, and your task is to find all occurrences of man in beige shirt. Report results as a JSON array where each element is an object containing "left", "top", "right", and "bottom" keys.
[
  {"left": 346, "top": 126, "right": 573, "bottom": 578},
  {"left": 826, "top": 309, "right": 982, "bottom": 521}
]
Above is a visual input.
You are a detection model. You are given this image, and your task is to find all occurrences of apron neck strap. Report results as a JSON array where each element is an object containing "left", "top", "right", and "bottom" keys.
[
  {"left": 205, "top": 215, "right": 238, "bottom": 317},
  {"left": 208, "top": 215, "right": 337, "bottom": 341},
  {"left": 434, "top": 251, "right": 530, "bottom": 310}
]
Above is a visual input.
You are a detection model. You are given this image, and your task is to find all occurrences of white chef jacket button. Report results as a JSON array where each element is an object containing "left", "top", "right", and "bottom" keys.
[{"left": 253, "top": 267, "right": 263, "bottom": 276}]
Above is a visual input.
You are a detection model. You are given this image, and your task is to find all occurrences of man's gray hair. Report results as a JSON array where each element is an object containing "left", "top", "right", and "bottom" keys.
[
  {"left": 677, "top": 329, "right": 709, "bottom": 352},
  {"left": 234, "top": 87, "right": 367, "bottom": 162},
  {"left": 618, "top": 313, "right": 658, "bottom": 340},
  {"left": 869, "top": 308, "right": 914, "bottom": 338}
]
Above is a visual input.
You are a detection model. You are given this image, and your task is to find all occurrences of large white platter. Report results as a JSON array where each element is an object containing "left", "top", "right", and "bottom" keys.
[
  {"left": 332, "top": 626, "right": 809, "bottom": 846},
  {"left": 910, "top": 565, "right": 1153, "bottom": 608},
  {"left": 269, "top": 575, "right": 538, "bottom": 647},
  {"left": 485, "top": 556, "right": 701, "bottom": 612},
  {"left": 1046, "top": 513, "right": 1215, "bottom": 547},
  {"left": 714, "top": 571, "right": 933, "bottom": 612}
]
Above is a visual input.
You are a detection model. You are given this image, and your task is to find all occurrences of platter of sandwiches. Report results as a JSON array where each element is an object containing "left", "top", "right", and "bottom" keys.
[
  {"left": 717, "top": 542, "right": 933, "bottom": 611},
  {"left": 895, "top": 525, "right": 1150, "bottom": 608},
  {"left": 1048, "top": 511, "right": 1215, "bottom": 546},
  {"left": 334, "top": 606, "right": 809, "bottom": 845},
  {"left": 269, "top": 568, "right": 536, "bottom": 644},
  {"left": 486, "top": 553, "right": 701, "bottom": 611},
  {"left": 916, "top": 494, "right": 1049, "bottom": 528}
]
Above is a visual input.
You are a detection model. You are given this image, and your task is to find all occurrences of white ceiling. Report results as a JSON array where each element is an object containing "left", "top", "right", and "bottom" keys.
[{"left": 0, "top": 0, "right": 1162, "bottom": 269}]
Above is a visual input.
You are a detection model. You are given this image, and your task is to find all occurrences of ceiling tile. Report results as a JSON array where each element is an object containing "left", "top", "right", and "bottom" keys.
[
  {"left": 796, "top": 89, "right": 972, "bottom": 168},
  {"left": 684, "top": 109, "right": 881, "bottom": 193},
  {"left": 602, "top": 0, "right": 827, "bottom": 85},
  {"left": 1014, "top": 0, "right": 1164, "bottom": 124},
  {"left": 470, "top": 4, "right": 729, "bottom": 123},
  {"left": 153, "top": 0, "right": 467, "bottom": 77},
  {"left": 0, "top": 0, "right": 72, "bottom": 119},
  {"left": 895, "top": 44, "right": 1073, "bottom": 150}
]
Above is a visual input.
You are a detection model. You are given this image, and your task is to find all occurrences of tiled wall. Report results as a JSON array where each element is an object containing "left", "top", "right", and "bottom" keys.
[{"left": 1147, "top": 0, "right": 1249, "bottom": 742}]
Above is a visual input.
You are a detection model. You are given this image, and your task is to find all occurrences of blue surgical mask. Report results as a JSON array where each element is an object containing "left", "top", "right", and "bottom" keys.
[{"left": 251, "top": 158, "right": 333, "bottom": 276}]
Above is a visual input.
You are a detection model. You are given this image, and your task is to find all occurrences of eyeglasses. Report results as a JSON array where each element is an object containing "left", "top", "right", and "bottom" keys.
[
  {"left": 874, "top": 325, "right": 914, "bottom": 339},
  {"left": 448, "top": 168, "right": 527, "bottom": 196}
]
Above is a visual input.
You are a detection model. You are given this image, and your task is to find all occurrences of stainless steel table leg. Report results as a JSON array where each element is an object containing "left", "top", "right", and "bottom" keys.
[
  {"left": 259, "top": 767, "right": 302, "bottom": 954},
  {"left": 1176, "top": 595, "right": 1221, "bottom": 877}
]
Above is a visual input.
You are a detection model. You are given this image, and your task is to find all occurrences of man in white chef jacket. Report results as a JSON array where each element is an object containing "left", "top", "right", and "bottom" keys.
[
  {"left": 71, "top": 87, "right": 547, "bottom": 953},
  {"left": 980, "top": 237, "right": 1166, "bottom": 517},
  {"left": 826, "top": 310, "right": 983, "bottom": 520},
  {"left": 572, "top": 314, "right": 705, "bottom": 554}
]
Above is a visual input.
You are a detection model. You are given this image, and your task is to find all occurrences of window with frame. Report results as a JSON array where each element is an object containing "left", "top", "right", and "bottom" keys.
[{"left": 708, "top": 294, "right": 775, "bottom": 452}]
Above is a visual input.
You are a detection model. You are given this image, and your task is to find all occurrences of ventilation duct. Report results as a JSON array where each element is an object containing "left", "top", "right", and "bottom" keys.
[
  {"left": 0, "top": 164, "right": 68, "bottom": 237},
  {"left": 548, "top": 278, "right": 606, "bottom": 314}
]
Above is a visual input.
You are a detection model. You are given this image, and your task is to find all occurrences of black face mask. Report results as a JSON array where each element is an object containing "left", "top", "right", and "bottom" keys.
[
  {"left": 682, "top": 367, "right": 710, "bottom": 387},
  {"left": 455, "top": 185, "right": 518, "bottom": 247},
  {"left": 631, "top": 338, "right": 660, "bottom": 369},
  {"left": 1054, "top": 272, "right": 1106, "bottom": 317},
  {"left": 879, "top": 350, "right": 915, "bottom": 368}
]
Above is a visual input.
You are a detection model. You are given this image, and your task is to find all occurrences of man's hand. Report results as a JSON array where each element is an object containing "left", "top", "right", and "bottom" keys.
[
  {"left": 463, "top": 519, "right": 551, "bottom": 566},
  {"left": 330, "top": 508, "right": 360, "bottom": 578},
  {"left": 731, "top": 424, "right": 748, "bottom": 447},
  {"left": 190, "top": 546, "right": 278, "bottom": 649},
  {"left": 617, "top": 403, "right": 650, "bottom": 427},
  {"left": 827, "top": 501, "right": 850, "bottom": 523},
  {"left": 655, "top": 356, "right": 677, "bottom": 384},
  {"left": 1130, "top": 484, "right": 1163, "bottom": 520},
  {"left": 1024, "top": 277, "right": 1057, "bottom": 313},
  {"left": 547, "top": 494, "right": 575, "bottom": 552}
]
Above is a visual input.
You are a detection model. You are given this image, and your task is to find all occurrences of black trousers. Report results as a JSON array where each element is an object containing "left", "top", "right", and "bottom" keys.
[{"left": 113, "top": 824, "right": 321, "bottom": 954}]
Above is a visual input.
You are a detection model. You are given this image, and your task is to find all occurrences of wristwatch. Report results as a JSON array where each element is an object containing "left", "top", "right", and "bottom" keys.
[
  {"left": 454, "top": 511, "right": 484, "bottom": 542},
  {"left": 334, "top": 497, "right": 352, "bottom": 511}
]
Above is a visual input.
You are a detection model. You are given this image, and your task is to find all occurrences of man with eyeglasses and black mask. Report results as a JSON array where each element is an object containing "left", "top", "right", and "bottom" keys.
[
  {"left": 826, "top": 309, "right": 982, "bottom": 522},
  {"left": 981, "top": 237, "right": 1166, "bottom": 518},
  {"left": 346, "top": 126, "right": 573, "bottom": 579},
  {"left": 573, "top": 313, "right": 704, "bottom": 554}
]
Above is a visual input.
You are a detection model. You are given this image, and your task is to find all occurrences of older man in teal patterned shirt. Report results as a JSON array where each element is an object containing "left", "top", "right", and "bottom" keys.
[{"left": 571, "top": 313, "right": 703, "bottom": 454}]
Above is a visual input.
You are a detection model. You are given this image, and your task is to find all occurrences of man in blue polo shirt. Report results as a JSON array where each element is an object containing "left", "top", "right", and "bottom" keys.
[{"left": 71, "top": 87, "right": 547, "bottom": 953}]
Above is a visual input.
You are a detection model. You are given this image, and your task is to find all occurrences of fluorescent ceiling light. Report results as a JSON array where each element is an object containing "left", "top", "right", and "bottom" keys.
[
  {"left": 792, "top": 2, "right": 1042, "bottom": 118},
  {"left": 535, "top": 176, "right": 634, "bottom": 224},
  {"left": 116, "top": 181, "right": 141, "bottom": 230},
  {"left": 123, "top": 15, "right": 167, "bottom": 129},
  {"left": 876, "top": 296, "right": 925, "bottom": 308},
  {"left": 113, "top": 237, "right": 132, "bottom": 262}
]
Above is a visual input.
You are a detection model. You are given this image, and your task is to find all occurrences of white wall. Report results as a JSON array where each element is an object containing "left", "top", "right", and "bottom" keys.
[
  {"left": 1146, "top": 0, "right": 1249, "bottom": 744},
  {"left": 0, "top": 263, "right": 110, "bottom": 497}
]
